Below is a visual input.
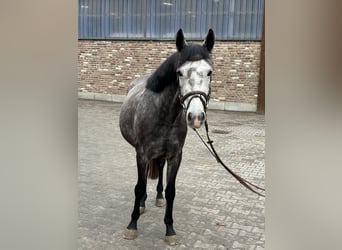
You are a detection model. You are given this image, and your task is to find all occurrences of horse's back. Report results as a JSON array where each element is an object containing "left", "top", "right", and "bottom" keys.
[{"left": 126, "top": 74, "right": 151, "bottom": 93}]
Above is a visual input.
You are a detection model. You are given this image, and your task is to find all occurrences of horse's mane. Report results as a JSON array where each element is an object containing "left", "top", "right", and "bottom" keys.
[{"left": 146, "top": 44, "right": 212, "bottom": 93}]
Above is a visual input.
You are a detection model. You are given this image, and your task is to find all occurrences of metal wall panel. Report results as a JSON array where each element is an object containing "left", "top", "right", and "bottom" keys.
[{"left": 78, "top": 0, "right": 264, "bottom": 40}]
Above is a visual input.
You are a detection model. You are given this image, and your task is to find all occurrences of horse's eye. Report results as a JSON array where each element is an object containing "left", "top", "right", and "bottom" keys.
[
  {"left": 207, "top": 71, "right": 212, "bottom": 76},
  {"left": 177, "top": 71, "right": 183, "bottom": 77}
]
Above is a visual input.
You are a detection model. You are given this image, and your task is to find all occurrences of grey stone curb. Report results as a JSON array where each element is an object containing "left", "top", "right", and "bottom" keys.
[{"left": 78, "top": 92, "right": 256, "bottom": 112}]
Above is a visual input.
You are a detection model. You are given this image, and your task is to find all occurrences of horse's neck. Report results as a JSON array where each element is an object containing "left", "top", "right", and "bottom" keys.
[{"left": 157, "top": 83, "right": 183, "bottom": 121}]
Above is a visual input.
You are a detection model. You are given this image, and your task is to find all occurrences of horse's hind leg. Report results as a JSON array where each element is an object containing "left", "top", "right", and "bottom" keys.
[
  {"left": 156, "top": 159, "right": 166, "bottom": 207},
  {"left": 123, "top": 154, "right": 147, "bottom": 240},
  {"left": 139, "top": 158, "right": 165, "bottom": 213},
  {"left": 164, "top": 153, "right": 182, "bottom": 246},
  {"left": 139, "top": 192, "right": 147, "bottom": 214}
]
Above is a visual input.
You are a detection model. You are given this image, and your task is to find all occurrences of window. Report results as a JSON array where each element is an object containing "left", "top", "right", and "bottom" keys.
[{"left": 79, "top": 0, "right": 264, "bottom": 40}]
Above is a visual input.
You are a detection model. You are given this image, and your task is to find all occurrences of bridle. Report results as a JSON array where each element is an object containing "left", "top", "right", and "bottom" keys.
[
  {"left": 177, "top": 58, "right": 213, "bottom": 111},
  {"left": 176, "top": 64, "right": 265, "bottom": 197},
  {"left": 178, "top": 72, "right": 212, "bottom": 111},
  {"left": 179, "top": 90, "right": 210, "bottom": 111}
]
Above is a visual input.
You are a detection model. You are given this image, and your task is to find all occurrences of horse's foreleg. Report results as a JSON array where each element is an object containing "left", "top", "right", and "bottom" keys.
[
  {"left": 123, "top": 154, "right": 147, "bottom": 240},
  {"left": 164, "top": 153, "right": 182, "bottom": 246},
  {"left": 156, "top": 159, "right": 166, "bottom": 207}
]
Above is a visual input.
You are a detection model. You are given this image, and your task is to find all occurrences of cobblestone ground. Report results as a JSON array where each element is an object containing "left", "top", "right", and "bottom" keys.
[{"left": 78, "top": 100, "right": 265, "bottom": 250}]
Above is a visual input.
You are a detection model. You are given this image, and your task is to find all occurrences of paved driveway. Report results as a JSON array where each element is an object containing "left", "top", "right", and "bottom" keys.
[{"left": 78, "top": 100, "right": 265, "bottom": 250}]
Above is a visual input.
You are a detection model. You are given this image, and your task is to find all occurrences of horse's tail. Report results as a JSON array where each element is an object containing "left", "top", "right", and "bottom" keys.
[{"left": 147, "top": 159, "right": 159, "bottom": 180}]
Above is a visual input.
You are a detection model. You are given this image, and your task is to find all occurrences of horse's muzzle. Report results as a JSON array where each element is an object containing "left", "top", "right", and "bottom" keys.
[
  {"left": 187, "top": 111, "right": 206, "bottom": 128},
  {"left": 180, "top": 90, "right": 209, "bottom": 128}
]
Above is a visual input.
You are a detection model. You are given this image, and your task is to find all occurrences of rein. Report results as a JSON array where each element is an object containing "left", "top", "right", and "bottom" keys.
[
  {"left": 178, "top": 80, "right": 264, "bottom": 197},
  {"left": 193, "top": 120, "right": 265, "bottom": 197}
]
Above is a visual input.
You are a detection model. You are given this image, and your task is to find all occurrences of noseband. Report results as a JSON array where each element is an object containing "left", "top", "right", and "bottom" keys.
[{"left": 179, "top": 90, "right": 210, "bottom": 111}]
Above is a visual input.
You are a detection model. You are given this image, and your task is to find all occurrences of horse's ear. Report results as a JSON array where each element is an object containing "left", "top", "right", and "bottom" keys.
[
  {"left": 176, "top": 29, "right": 187, "bottom": 52},
  {"left": 203, "top": 29, "right": 215, "bottom": 53}
]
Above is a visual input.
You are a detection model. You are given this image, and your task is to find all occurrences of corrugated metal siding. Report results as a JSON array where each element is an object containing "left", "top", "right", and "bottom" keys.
[{"left": 79, "top": 0, "right": 264, "bottom": 40}]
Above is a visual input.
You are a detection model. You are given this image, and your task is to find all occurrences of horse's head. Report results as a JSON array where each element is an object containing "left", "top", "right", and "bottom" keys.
[{"left": 176, "top": 29, "right": 215, "bottom": 129}]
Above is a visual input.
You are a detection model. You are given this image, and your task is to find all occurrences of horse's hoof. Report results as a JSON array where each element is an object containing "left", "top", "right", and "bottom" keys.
[
  {"left": 139, "top": 206, "right": 145, "bottom": 214},
  {"left": 156, "top": 198, "right": 166, "bottom": 207},
  {"left": 165, "top": 235, "right": 179, "bottom": 246},
  {"left": 123, "top": 228, "right": 138, "bottom": 240}
]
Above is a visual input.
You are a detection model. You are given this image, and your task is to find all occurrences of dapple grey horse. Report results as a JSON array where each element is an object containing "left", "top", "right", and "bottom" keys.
[{"left": 119, "top": 28, "right": 215, "bottom": 245}]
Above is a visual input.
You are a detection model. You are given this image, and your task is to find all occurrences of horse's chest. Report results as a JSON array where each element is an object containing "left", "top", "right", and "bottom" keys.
[
  {"left": 149, "top": 137, "right": 182, "bottom": 159},
  {"left": 154, "top": 126, "right": 184, "bottom": 146},
  {"left": 139, "top": 124, "right": 186, "bottom": 159}
]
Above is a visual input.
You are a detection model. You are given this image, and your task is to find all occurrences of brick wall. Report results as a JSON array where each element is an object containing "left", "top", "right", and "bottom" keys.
[{"left": 78, "top": 40, "right": 261, "bottom": 105}]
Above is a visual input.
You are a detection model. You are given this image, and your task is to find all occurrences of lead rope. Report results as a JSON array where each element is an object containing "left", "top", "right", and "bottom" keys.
[{"left": 193, "top": 120, "right": 265, "bottom": 197}]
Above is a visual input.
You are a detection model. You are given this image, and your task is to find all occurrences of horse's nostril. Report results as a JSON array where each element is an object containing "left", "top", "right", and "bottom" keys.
[
  {"left": 187, "top": 112, "right": 192, "bottom": 121},
  {"left": 199, "top": 112, "right": 205, "bottom": 121}
]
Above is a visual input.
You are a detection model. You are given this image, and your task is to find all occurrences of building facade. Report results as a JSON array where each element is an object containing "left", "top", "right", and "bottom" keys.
[{"left": 78, "top": 0, "right": 264, "bottom": 111}]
